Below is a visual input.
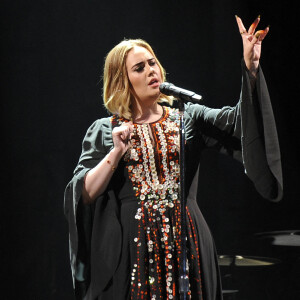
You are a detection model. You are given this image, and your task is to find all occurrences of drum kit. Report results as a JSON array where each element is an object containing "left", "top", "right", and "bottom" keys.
[{"left": 218, "top": 230, "right": 300, "bottom": 299}]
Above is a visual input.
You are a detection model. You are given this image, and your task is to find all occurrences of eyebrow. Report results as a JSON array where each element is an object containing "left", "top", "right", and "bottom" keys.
[{"left": 131, "top": 58, "right": 155, "bottom": 70}]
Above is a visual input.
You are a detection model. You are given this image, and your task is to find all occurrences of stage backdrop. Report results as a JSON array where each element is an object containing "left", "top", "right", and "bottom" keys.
[{"left": 1, "top": 1, "right": 299, "bottom": 299}]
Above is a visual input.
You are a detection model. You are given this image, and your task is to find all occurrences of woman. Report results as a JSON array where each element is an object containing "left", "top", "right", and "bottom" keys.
[{"left": 64, "top": 16, "right": 282, "bottom": 300}]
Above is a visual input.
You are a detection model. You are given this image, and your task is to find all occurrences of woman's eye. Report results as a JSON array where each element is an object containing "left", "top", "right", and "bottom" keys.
[
  {"left": 149, "top": 60, "right": 156, "bottom": 66},
  {"left": 135, "top": 66, "right": 144, "bottom": 72}
]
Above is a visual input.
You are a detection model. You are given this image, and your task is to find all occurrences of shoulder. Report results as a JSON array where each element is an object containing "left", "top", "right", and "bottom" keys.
[
  {"left": 184, "top": 102, "right": 208, "bottom": 120},
  {"left": 184, "top": 102, "right": 205, "bottom": 111},
  {"left": 164, "top": 102, "right": 208, "bottom": 122},
  {"left": 87, "top": 117, "right": 112, "bottom": 133},
  {"left": 166, "top": 102, "right": 206, "bottom": 114},
  {"left": 87, "top": 117, "right": 112, "bottom": 132},
  {"left": 82, "top": 117, "right": 113, "bottom": 150}
]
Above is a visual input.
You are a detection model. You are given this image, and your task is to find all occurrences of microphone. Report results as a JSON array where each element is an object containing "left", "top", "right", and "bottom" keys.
[{"left": 159, "top": 82, "right": 202, "bottom": 103}]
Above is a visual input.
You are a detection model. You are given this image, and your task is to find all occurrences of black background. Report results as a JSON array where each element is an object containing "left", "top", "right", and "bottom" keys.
[{"left": 1, "top": 0, "right": 299, "bottom": 299}]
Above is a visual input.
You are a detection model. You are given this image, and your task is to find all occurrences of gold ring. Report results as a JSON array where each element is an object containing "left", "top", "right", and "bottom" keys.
[{"left": 240, "top": 30, "right": 246, "bottom": 35}]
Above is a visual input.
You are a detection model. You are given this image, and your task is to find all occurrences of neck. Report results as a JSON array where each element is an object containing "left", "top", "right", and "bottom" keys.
[{"left": 132, "top": 100, "right": 163, "bottom": 124}]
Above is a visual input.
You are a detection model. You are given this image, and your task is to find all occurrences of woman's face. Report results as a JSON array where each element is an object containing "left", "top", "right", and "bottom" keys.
[{"left": 126, "top": 46, "right": 162, "bottom": 105}]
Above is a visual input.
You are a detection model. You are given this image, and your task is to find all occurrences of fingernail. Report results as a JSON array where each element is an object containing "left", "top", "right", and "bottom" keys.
[
  {"left": 257, "top": 15, "right": 261, "bottom": 19},
  {"left": 235, "top": 15, "right": 239, "bottom": 18}
]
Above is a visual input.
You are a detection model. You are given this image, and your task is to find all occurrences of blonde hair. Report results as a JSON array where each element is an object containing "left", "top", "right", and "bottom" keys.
[{"left": 103, "top": 39, "right": 173, "bottom": 119}]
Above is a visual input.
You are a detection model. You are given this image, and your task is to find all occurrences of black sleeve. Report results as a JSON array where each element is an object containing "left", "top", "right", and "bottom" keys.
[
  {"left": 185, "top": 60, "right": 283, "bottom": 202},
  {"left": 63, "top": 118, "right": 113, "bottom": 293}
]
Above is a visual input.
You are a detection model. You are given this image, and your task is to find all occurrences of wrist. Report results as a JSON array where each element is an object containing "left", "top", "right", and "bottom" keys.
[
  {"left": 246, "top": 64, "right": 258, "bottom": 91},
  {"left": 245, "top": 60, "right": 259, "bottom": 78},
  {"left": 103, "top": 148, "right": 123, "bottom": 172},
  {"left": 109, "top": 147, "right": 124, "bottom": 162}
]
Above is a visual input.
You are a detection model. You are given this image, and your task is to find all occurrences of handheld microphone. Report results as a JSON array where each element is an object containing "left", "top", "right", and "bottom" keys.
[{"left": 159, "top": 82, "right": 202, "bottom": 103}]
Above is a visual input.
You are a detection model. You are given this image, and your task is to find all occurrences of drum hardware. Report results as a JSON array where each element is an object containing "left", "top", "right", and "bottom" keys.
[
  {"left": 218, "top": 255, "right": 281, "bottom": 267},
  {"left": 218, "top": 255, "right": 281, "bottom": 299},
  {"left": 254, "top": 230, "right": 300, "bottom": 246},
  {"left": 254, "top": 230, "right": 300, "bottom": 298}
]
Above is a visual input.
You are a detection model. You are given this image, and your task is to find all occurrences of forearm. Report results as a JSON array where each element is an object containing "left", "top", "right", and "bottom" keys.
[
  {"left": 248, "top": 68, "right": 257, "bottom": 91},
  {"left": 82, "top": 148, "right": 123, "bottom": 203},
  {"left": 243, "top": 58, "right": 258, "bottom": 90},
  {"left": 245, "top": 58, "right": 258, "bottom": 77}
]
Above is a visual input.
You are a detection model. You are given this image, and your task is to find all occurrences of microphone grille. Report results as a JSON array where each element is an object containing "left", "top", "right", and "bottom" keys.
[{"left": 159, "top": 82, "right": 173, "bottom": 94}]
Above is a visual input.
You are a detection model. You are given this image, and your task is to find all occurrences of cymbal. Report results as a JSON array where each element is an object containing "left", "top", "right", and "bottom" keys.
[
  {"left": 218, "top": 255, "right": 281, "bottom": 267},
  {"left": 222, "top": 290, "right": 239, "bottom": 294},
  {"left": 255, "top": 230, "right": 300, "bottom": 246}
]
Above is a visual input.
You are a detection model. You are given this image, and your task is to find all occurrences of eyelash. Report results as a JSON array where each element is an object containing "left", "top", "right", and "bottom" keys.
[
  {"left": 135, "top": 66, "right": 144, "bottom": 72},
  {"left": 135, "top": 60, "right": 156, "bottom": 72}
]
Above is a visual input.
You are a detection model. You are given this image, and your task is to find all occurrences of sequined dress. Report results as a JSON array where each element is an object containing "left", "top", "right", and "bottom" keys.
[
  {"left": 64, "top": 62, "right": 283, "bottom": 300},
  {"left": 110, "top": 107, "right": 205, "bottom": 299}
]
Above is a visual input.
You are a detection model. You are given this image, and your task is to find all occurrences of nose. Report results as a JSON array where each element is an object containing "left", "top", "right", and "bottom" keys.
[{"left": 148, "top": 65, "right": 155, "bottom": 76}]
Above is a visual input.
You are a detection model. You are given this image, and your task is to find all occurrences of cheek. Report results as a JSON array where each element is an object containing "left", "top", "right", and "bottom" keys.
[
  {"left": 157, "top": 68, "right": 163, "bottom": 81},
  {"left": 128, "top": 74, "right": 136, "bottom": 88},
  {"left": 129, "top": 74, "right": 144, "bottom": 90}
]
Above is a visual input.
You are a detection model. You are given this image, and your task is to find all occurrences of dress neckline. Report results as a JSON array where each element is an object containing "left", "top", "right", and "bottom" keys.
[{"left": 133, "top": 106, "right": 168, "bottom": 125}]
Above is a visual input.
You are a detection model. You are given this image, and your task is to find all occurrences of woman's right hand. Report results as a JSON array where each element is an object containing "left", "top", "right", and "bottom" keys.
[{"left": 112, "top": 121, "right": 134, "bottom": 156}]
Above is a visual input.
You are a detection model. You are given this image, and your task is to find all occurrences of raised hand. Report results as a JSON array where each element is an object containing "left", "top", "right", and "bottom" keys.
[
  {"left": 112, "top": 121, "right": 134, "bottom": 156},
  {"left": 235, "top": 15, "right": 269, "bottom": 76}
]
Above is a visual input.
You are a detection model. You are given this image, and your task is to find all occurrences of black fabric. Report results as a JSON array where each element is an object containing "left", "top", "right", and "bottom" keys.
[{"left": 64, "top": 61, "right": 282, "bottom": 300}]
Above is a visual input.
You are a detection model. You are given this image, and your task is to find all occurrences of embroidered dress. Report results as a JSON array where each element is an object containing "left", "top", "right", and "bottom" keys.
[
  {"left": 64, "top": 62, "right": 283, "bottom": 300},
  {"left": 111, "top": 107, "right": 203, "bottom": 299}
]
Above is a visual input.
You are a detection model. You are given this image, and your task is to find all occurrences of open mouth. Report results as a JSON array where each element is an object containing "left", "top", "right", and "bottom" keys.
[{"left": 149, "top": 78, "right": 159, "bottom": 86}]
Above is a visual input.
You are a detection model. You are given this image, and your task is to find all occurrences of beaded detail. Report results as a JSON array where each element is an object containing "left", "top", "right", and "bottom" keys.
[{"left": 111, "top": 106, "right": 202, "bottom": 299}]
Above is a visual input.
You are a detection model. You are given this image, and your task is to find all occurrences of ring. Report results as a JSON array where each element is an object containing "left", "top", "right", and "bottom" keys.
[{"left": 240, "top": 30, "right": 246, "bottom": 35}]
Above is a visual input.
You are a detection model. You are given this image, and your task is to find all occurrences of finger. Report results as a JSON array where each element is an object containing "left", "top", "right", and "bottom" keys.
[
  {"left": 248, "top": 15, "right": 260, "bottom": 35},
  {"left": 235, "top": 15, "right": 247, "bottom": 35},
  {"left": 128, "top": 123, "right": 134, "bottom": 133},
  {"left": 123, "top": 127, "right": 134, "bottom": 142},
  {"left": 122, "top": 121, "right": 134, "bottom": 132},
  {"left": 252, "top": 29, "right": 266, "bottom": 43},
  {"left": 120, "top": 128, "right": 130, "bottom": 140},
  {"left": 256, "top": 26, "right": 269, "bottom": 41},
  {"left": 114, "top": 126, "right": 127, "bottom": 138}
]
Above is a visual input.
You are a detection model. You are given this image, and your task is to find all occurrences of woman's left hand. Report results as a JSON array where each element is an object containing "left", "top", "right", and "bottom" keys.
[{"left": 236, "top": 15, "right": 269, "bottom": 76}]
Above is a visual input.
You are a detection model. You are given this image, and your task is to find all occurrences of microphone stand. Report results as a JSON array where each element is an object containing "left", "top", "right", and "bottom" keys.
[
  {"left": 178, "top": 99, "right": 189, "bottom": 300},
  {"left": 159, "top": 82, "right": 202, "bottom": 299}
]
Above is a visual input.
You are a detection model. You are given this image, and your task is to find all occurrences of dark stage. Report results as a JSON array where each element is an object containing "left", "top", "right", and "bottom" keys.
[{"left": 1, "top": 1, "right": 299, "bottom": 299}]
